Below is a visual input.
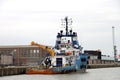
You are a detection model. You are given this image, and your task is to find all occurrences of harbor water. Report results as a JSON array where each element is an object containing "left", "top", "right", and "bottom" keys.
[{"left": 0, "top": 67, "right": 120, "bottom": 80}]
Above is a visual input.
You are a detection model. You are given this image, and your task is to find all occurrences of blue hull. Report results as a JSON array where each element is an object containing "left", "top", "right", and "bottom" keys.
[
  {"left": 53, "top": 53, "right": 88, "bottom": 73},
  {"left": 53, "top": 65, "right": 76, "bottom": 73}
]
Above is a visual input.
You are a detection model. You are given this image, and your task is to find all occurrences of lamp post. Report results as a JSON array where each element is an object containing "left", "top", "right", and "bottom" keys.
[{"left": 112, "top": 26, "right": 117, "bottom": 63}]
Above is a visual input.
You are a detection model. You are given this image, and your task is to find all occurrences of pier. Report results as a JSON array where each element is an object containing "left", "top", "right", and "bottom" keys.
[
  {"left": 88, "top": 64, "right": 120, "bottom": 69},
  {"left": 0, "top": 64, "right": 120, "bottom": 76},
  {"left": 0, "top": 66, "right": 26, "bottom": 76}
]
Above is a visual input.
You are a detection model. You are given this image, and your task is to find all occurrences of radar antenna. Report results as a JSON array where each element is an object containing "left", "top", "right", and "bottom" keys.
[{"left": 61, "top": 16, "right": 72, "bottom": 35}]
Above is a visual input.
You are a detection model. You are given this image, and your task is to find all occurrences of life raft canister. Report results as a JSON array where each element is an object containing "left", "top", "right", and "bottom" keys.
[{"left": 66, "top": 51, "right": 72, "bottom": 56}]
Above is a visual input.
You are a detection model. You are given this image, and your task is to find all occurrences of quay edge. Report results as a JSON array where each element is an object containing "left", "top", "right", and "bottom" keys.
[
  {"left": 1, "top": 64, "right": 120, "bottom": 76},
  {"left": 88, "top": 64, "right": 120, "bottom": 69},
  {"left": 0, "top": 67, "right": 26, "bottom": 76}
]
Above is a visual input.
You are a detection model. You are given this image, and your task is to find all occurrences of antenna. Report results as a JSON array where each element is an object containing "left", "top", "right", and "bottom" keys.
[
  {"left": 65, "top": 16, "right": 68, "bottom": 35},
  {"left": 61, "top": 16, "right": 73, "bottom": 35}
]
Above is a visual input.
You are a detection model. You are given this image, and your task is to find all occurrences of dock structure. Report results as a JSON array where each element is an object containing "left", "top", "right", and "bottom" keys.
[
  {"left": 88, "top": 64, "right": 120, "bottom": 69},
  {"left": 0, "top": 64, "right": 120, "bottom": 76},
  {"left": 0, "top": 67, "right": 26, "bottom": 76}
]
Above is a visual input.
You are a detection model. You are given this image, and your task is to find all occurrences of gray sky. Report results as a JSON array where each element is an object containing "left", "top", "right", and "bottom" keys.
[{"left": 0, "top": 0, "right": 120, "bottom": 56}]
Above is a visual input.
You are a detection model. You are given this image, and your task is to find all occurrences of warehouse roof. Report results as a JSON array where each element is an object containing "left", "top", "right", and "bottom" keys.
[
  {"left": 0, "top": 45, "right": 39, "bottom": 48},
  {"left": 0, "top": 45, "right": 52, "bottom": 48}
]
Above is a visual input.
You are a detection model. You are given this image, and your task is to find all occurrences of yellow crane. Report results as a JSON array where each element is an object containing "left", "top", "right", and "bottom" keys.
[{"left": 31, "top": 41, "right": 55, "bottom": 57}]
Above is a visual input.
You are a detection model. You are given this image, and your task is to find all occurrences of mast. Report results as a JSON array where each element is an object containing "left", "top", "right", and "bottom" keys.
[{"left": 65, "top": 16, "right": 68, "bottom": 35}]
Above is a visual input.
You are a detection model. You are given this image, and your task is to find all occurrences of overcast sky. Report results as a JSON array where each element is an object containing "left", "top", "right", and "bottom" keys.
[{"left": 0, "top": 0, "right": 120, "bottom": 56}]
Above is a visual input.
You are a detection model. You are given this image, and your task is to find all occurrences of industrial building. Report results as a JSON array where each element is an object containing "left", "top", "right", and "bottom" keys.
[
  {"left": 0, "top": 45, "right": 47, "bottom": 66},
  {"left": 0, "top": 45, "right": 115, "bottom": 66},
  {"left": 84, "top": 50, "right": 114, "bottom": 64}
]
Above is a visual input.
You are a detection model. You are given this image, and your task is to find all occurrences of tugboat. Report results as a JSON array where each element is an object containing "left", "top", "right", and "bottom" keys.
[{"left": 26, "top": 17, "right": 89, "bottom": 74}]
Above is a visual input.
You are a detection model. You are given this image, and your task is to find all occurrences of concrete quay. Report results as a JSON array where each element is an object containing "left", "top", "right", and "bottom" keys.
[
  {"left": 0, "top": 64, "right": 120, "bottom": 76},
  {"left": 0, "top": 66, "right": 26, "bottom": 76},
  {"left": 88, "top": 64, "right": 120, "bottom": 69}
]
